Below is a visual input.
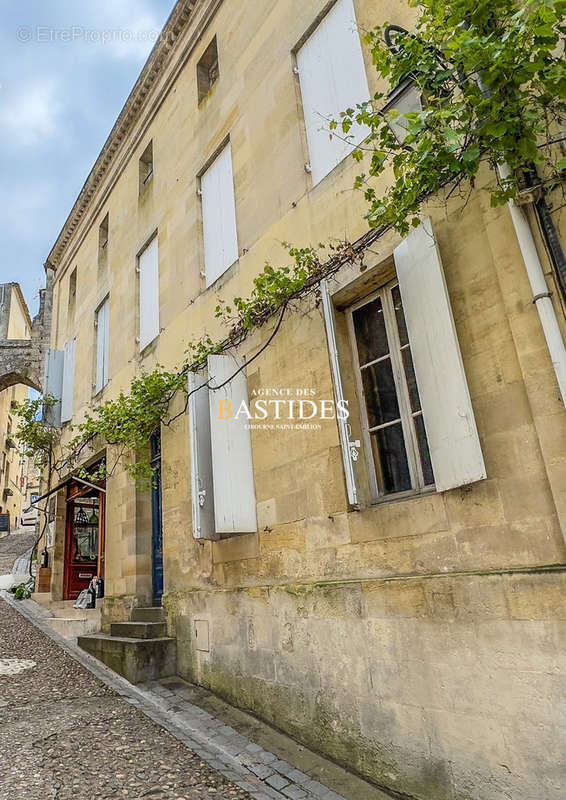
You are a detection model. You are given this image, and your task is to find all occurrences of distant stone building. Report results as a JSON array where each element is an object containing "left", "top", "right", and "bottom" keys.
[
  {"left": 33, "top": 1, "right": 566, "bottom": 799},
  {"left": 0, "top": 284, "right": 33, "bottom": 530}
]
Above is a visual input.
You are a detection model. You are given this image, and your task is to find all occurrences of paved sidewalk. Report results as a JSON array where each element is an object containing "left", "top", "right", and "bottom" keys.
[{"left": 1, "top": 593, "right": 398, "bottom": 800}]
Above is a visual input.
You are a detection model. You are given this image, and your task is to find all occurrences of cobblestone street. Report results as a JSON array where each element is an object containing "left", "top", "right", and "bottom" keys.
[
  {"left": 0, "top": 530, "right": 36, "bottom": 575},
  {"left": 0, "top": 598, "right": 255, "bottom": 800},
  {"left": 0, "top": 532, "right": 253, "bottom": 800},
  {"left": 0, "top": 536, "right": 391, "bottom": 800}
]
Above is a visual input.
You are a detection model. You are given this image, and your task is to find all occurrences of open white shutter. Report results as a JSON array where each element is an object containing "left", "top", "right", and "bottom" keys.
[
  {"left": 321, "top": 280, "right": 359, "bottom": 506},
  {"left": 394, "top": 218, "right": 486, "bottom": 492},
  {"left": 60, "top": 339, "right": 76, "bottom": 423},
  {"left": 139, "top": 236, "right": 159, "bottom": 350},
  {"left": 297, "top": 0, "right": 370, "bottom": 185},
  {"left": 188, "top": 371, "right": 217, "bottom": 540},
  {"left": 208, "top": 354, "right": 257, "bottom": 533},
  {"left": 95, "top": 298, "right": 109, "bottom": 393},
  {"left": 202, "top": 143, "right": 239, "bottom": 287},
  {"left": 44, "top": 349, "right": 64, "bottom": 428}
]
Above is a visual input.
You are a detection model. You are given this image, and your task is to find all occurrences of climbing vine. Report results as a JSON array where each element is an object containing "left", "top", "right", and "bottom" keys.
[
  {"left": 337, "top": 0, "right": 566, "bottom": 234},
  {"left": 15, "top": 0, "right": 566, "bottom": 486}
]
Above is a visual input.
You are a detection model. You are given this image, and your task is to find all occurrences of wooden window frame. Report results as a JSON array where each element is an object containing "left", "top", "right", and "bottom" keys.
[{"left": 347, "top": 278, "right": 434, "bottom": 503}]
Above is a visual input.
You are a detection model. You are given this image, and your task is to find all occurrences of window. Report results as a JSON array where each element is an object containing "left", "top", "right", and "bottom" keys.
[
  {"left": 188, "top": 355, "right": 257, "bottom": 539},
  {"left": 197, "top": 36, "right": 219, "bottom": 103},
  {"left": 67, "top": 268, "right": 77, "bottom": 331},
  {"left": 200, "top": 143, "right": 239, "bottom": 287},
  {"left": 322, "top": 218, "right": 486, "bottom": 504},
  {"left": 95, "top": 297, "right": 110, "bottom": 393},
  {"left": 296, "top": 0, "right": 370, "bottom": 185},
  {"left": 138, "top": 235, "right": 159, "bottom": 351},
  {"left": 139, "top": 140, "right": 154, "bottom": 195},
  {"left": 349, "top": 282, "right": 434, "bottom": 497},
  {"left": 98, "top": 214, "right": 109, "bottom": 271}
]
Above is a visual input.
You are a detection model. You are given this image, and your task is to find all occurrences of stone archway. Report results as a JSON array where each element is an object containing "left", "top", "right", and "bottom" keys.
[
  {"left": 0, "top": 272, "right": 53, "bottom": 394},
  {"left": 0, "top": 343, "right": 42, "bottom": 392}
]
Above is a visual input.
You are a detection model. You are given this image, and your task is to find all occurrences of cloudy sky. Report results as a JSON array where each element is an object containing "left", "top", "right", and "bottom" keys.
[{"left": 0, "top": 0, "right": 174, "bottom": 316}]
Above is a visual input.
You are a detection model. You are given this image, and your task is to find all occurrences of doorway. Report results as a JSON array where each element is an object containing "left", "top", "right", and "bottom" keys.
[
  {"left": 63, "top": 476, "right": 105, "bottom": 600},
  {"left": 150, "top": 429, "right": 163, "bottom": 607}
]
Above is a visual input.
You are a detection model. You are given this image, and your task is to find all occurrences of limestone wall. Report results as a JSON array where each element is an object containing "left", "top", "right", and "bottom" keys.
[{"left": 44, "top": 0, "right": 566, "bottom": 797}]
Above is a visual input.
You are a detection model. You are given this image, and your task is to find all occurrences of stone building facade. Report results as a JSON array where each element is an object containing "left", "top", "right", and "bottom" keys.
[
  {"left": 37, "top": 1, "right": 566, "bottom": 799},
  {"left": 0, "top": 284, "right": 34, "bottom": 530}
]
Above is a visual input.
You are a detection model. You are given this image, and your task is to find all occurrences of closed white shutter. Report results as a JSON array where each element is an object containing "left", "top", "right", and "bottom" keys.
[
  {"left": 188, "top": 371, "right": 217, "bottom": 540},
  {"left": 139, "top": 236, "right": 159, "bottom": 350},
  {"left": 60, "top": 339, "right": 76, "bottom": 423},
  {"left": 44, "top": 349, "right": 64, "bottom": 428},
  {"left": 208, "top": 354, "right": 257, "bottom": 533},
  {"left": 201, "top": 143, "right": 239, "bottom": 287},
  {"left": 394, "top": 218, "right": 486, "bottom": 491},
  {"left": 95, "top": 297, "right": 110, "bottom": 393},
  {"left": 297, "top": 0, "right": 370, "bottom": 185},
  {"left": 321, "top": 280, "right": 359, "bottom": 506}
]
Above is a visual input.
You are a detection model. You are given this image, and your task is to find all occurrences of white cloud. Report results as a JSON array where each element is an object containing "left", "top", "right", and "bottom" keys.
[
  {"left": 77, "top": 0, "right": 170, "bottom": 62},
  {"left": 0, "top": 79, "right": 63, "bottom": 147}
]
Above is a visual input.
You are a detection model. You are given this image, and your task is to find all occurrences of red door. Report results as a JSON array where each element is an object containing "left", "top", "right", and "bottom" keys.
[{"left": 63, "top": 480, "right": 105, "bottom": 600}]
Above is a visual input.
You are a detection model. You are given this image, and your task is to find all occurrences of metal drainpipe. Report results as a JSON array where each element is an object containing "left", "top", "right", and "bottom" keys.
[
  {"left": 533, "top": 191, "right": 566, "bottom": 302},
  {"left": 497, "top": 161, "right": 566, "bottom": 406}
]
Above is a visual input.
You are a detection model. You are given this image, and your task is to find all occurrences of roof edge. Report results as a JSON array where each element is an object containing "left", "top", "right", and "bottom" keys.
[{"left": 46, "top": 0, "right": 199, "bottom": 271}]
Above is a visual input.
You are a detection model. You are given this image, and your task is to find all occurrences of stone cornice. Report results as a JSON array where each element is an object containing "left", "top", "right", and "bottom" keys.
[{"left": 46, "top": 0, "right": 214, "bottom": 273}]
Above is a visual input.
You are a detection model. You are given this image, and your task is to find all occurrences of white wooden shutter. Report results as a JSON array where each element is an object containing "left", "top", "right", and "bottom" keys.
[
  {"left": 188, "top": 371, "right": 217, "bottom": 540},
  {"left": 60, "top": 339, "right": 76, "bottom": 423},
  {"left": 394, "top": 218, "right": 486, "bottom": 491},
  {"left": 201, "top": 143, "right": 239, "bottom": 287},
  {"left": 95, "top": 298, "right": 109, "bottom": 393},
  {"left": 139, "top": 236, "right": 159, "bottom": 350},
  {"left": 44, "top": 349, "right": 64, "bottom": 428},
  {"left": 321, "top": 280, "right": 359, "bottom": 506},
  {"left": 297, "top": 0, "right": 370, "bottom": 185},
  {"left": 208, "top": 354, "right": 257, "bottom": 533}
]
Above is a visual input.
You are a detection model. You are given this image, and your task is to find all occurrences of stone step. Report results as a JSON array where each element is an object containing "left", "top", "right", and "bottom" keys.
[
  {"left": 77, "top": 633, "right": 177, "bottom": 684},
  {"left": 31, "top": 595, "right": 102, "bottom": 620},
  {"left": 45, "top": 614, "right": 101, "bottom": 639},
  {"left": 131, "top": 606, "right": 165, "bottom": 623},
  {"left": 31, "top": 592, "right": 52, "bottom": 607},
  {"left": 110, "top": 621, "right": 167, "bottom": 639}
]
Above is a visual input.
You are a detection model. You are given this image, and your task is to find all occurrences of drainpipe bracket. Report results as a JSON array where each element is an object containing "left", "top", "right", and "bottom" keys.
[
  {"left": 515, "top": 185, "right": 543, "bottom": 206},
  {"left": 533, "top": 291, "right": 553, "bottom": 304}
]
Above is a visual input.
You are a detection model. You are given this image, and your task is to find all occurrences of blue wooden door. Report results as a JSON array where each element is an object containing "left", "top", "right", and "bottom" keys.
[{"left": 150, "top": 430, "right": 163, "bottom": 606}]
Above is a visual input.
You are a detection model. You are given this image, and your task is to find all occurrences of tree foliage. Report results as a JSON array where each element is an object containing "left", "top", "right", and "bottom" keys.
[{"left": 337, "top": 0, "right": 566, "bottom": 233}]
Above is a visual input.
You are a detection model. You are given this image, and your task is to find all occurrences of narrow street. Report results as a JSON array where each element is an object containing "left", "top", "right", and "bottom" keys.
[
  {"left": 0, "top": 534, "right": 391, "bottom": 800},
  {"left": 0, "top": 532, "right": 253, "bottom": 800},
  {"left": 0, "top": 530, "right": 36, "bottom": 575}
]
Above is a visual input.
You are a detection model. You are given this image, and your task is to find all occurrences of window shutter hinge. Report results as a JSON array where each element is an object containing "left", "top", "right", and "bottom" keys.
[
  {"left": 293, "top": 66, "right": 299, "bottom": 75},
  {"left": 196, "top": 188, "right": 202, "bottom": 197},
  {"left": 135, "top": 266, "right": 141, "bottom": 274},
  {"left": 349, "top": 440, "right": 361, "bottom": 462},
  {"left": 304, "top": 163, "right": 312, "bottom": 174}
]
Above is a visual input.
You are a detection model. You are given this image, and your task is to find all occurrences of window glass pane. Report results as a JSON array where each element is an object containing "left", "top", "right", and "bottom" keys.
[
  {"left": 353, "top": 297, "right": 389, "bottom": 365},
  {"left": 361, "top": 358, "right": 400, "bottom": 428},
  {"left": 402, "top": 347, "right": 421, "bottom": 412},
  {"left": 391, "top": 285, "right": 409, "bottom": 347},
  {"left": 415, "top": 414, "right": 434, "bottom": 486},
  {"left": 371, "top": 424, "right": 411, "bottom": 493}
]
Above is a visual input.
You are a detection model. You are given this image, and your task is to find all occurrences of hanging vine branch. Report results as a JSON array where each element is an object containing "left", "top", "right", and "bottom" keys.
[{"left": 337, "top": 0, "right": 566, "bottom": 235}]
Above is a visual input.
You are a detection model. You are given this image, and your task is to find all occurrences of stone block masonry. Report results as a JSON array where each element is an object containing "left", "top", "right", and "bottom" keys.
[{"left": 0, "top": 271, "right": 53, "bottom": 391}]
